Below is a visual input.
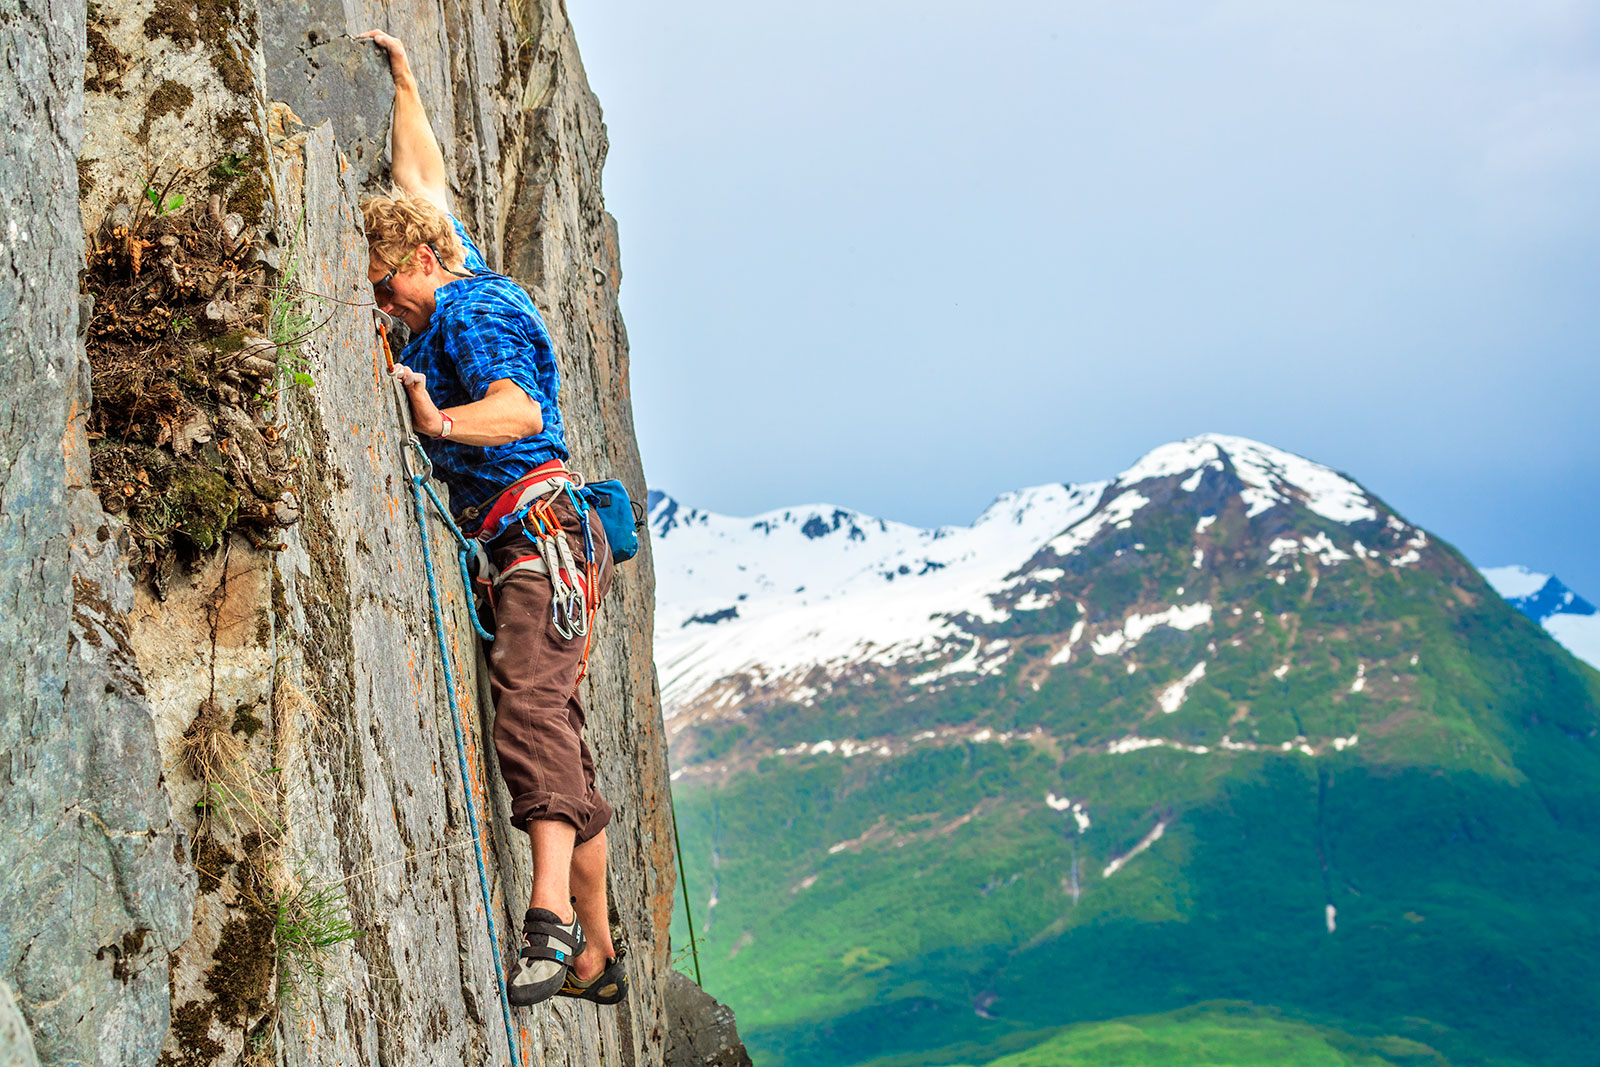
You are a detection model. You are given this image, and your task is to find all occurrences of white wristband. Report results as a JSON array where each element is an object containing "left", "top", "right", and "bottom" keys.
[{"left": 438, "top": 412, "right": 454, "bottom": 439}]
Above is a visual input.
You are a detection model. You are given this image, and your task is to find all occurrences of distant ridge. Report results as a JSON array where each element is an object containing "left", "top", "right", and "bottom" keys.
[
  {"left": 651, "top": 433, "right": 1595, "bottom": 724},
  {"left": 1482, "top": 565, "right": 1599, "bottom": 668}
]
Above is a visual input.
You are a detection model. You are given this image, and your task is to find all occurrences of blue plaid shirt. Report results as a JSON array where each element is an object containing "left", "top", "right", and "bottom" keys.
[{"left": 401, "top": 217, "right": 568, "bottom": 524}]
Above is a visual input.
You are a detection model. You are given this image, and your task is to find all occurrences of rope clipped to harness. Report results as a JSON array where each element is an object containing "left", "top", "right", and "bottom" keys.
[
  {"left": 381, "top": 317, "right": 523, "bottom": 1067},
  {"left": 407, "top": 443, "right": 496, "bottom": 643},
  {"left": 380, "top": 316, "right": 494, "bottom": 643}
]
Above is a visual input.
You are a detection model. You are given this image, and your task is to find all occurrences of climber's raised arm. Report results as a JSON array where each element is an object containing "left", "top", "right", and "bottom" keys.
[{"left": 358, "top": 30, "right": 450, "bottom": 213}]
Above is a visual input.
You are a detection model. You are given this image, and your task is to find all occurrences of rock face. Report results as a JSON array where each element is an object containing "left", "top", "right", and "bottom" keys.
[
  {"left": 4, "top": 1, "right": 672, "bottom": 1066},
  {"left": 663, "top": 971, "right": 755, "bottom": 1067},
  {"left": 0, "top": 981, "right": 43, "bottom": 1067},
  {"left": 1, "top": 1, "right": 195, "bottom": 1064}
]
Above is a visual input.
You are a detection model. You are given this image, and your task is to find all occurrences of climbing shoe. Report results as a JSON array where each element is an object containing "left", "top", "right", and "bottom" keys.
[
  {"left": 558, "top": 948, "right": 628, "bottom": 1005},
  {"left": 508, "top": 907, "right": 586, "bottom": 1007}
]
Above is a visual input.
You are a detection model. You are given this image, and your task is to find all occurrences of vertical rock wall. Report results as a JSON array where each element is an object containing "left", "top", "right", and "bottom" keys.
[
  {"left": 1, "top": 0, "right": 195, "bottom": 1064},
  {"left": 4, "top": 1, "right": 671, "bottom": 1065}
]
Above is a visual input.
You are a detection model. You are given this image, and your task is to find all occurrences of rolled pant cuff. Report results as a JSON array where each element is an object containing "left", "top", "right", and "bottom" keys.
[{"left": 512, "top": 789, "right": 614, "bottom": 844}]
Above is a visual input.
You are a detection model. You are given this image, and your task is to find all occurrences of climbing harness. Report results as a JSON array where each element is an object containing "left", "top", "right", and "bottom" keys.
[{"left": 380, "top": 316, "right": 523, "bottom": 1067}]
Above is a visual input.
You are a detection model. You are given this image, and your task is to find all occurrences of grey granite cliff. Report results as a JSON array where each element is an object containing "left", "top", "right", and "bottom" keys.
[{"left": 3, "top": 1, "right": 674, "bottom": 1065}]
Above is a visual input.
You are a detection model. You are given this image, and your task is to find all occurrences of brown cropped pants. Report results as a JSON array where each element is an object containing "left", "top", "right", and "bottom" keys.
[{"left": 484, "top": 490, "right": 614, "bottom": 842}]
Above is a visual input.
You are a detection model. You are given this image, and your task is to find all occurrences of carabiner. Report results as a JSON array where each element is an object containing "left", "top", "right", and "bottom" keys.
[
  {"left": 551, "top": 597, "right": 574, "bottom": 640},
  {"left": 565, "top": 592, "right": 588, "bottom": 637},
  {"left": 403, "top": 437, "right": 433, "bottom": 481}
]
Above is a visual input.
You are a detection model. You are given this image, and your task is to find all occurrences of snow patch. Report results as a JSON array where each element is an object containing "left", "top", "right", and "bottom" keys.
[
  {"left": 1050, "top": 615, "right": 1088, "bottom": 666},
  {"left": 1014, "top": 590, "right": 1057, "bottom": 611},
  {"left": 1092, "top": 603, "right": 1214, "bottom": 656},
  {"left": 1119, "top": 439, "right": 1222, "bottom": 483},
  {"left": 1044, "top": 792, "right": 1092, "bottom": 831},
  {"left": 1481, "top": 564, "right": 1552, "bottom": 600},
  {"left": 1102, "top": 817, "right": 1170, "bottom": 879},
  {"left": 1158, "top": 662, "right": 1207, "bottom": 713},
  {"left": 1390, "top": 529, "right": 1429, "bottom": 568},
  {"left": 1106, "top": 736, "right": 1166, "bottom": 754},
  {"left": 1046, "top": 490, "right": 1150, "bottom": 558},
  {"left": 1267, "top": 537, "right": 1302, "bottom": 565},
  {"left": 1270, "top": 532, "right": 1352, "bottom": 567},
  {"left": 1304, "top": 532, "right": 1352, "bottom": 565}
]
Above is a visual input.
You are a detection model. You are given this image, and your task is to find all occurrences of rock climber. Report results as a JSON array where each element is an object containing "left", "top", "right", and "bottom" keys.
[{"left": 357, "top": 28, "right": 626, "bottom": 1008}]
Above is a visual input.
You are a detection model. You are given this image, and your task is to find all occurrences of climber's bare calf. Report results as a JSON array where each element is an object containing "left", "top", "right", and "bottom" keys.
[
  {"left": 359, "top": 28, "right": 623, "bottom": 1007},
  {"left": 535, "top": 824, "right": 616, "bottom": 982}
]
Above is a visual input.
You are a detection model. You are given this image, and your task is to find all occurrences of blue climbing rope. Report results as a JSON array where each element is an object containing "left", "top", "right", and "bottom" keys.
[
  {"left": 404, "top": 437, "right": 524, "bottom": 1067},
  {"left": 414, "top": 470, "right": 497, "bottom": 643}
]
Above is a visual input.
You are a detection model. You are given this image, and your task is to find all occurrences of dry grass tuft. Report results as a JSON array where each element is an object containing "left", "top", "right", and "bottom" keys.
[
  {"left": 183, "top": 697, "right": 244, "bottom": 782},
  {"left": 273, "top": 674, "right": 336, "bottom": 752},
  {"left": 184, "top": 698, "right": 283, "bottom": 843}
]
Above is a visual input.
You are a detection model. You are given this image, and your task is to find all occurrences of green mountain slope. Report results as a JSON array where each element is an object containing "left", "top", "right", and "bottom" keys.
[
  {"left": 951, "top": 1002, "right": 1450, "bottom": 1067},
  {"left": 665, "top": 443, "right": 1600, "bottom": 1067}
]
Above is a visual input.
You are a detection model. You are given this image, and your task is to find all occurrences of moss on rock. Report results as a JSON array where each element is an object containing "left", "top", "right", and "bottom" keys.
[
  {"left": 206, "top": 907, "right": 275, "bottom": 1023},
  {"left": 138, "top": 79, "right": 195, "bottom": 144},
  {"left": 171, "top": 469, "right": 239, "bottom": 552}
]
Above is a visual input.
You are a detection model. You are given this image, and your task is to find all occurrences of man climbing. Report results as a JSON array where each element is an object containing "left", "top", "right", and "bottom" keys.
[{"left": 357, "top": 28, "right": 626, "bottom": 1008}]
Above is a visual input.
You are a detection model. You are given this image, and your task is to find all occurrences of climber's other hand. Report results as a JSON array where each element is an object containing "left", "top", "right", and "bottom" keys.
[
  {"left": 391, "top": 364, "right": 444, "bottom": 436},
  {"left": 391, "top": 363, "right": 427, "bottom": 393}
]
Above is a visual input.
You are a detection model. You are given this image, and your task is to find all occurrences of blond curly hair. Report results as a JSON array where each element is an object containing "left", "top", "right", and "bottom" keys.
[{"left": 361, "top": 191, "right": 467, "bottom": 274}]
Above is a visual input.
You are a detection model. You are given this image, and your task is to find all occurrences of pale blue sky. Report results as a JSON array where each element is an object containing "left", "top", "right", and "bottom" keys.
[{"left": 572, "top": 1, "right": 1600, "bottom": 593}]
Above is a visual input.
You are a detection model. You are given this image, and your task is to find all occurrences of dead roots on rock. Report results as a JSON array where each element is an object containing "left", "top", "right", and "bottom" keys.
[{"left": 83, "top": 190, "right": 305, "bottom": 596}]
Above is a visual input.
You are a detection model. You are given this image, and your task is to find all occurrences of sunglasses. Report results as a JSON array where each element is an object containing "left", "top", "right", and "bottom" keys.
[
  {"left": 374, "top": 244, "right": 474, "bottom": 299},
  {"left": 372, "top": 247, "right": 417, "bottom": 298}
]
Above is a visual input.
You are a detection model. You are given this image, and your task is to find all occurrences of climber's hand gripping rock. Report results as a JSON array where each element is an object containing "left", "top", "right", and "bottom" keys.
[{"left": 356, "top": 29, "right": 414, "bottom": 87}]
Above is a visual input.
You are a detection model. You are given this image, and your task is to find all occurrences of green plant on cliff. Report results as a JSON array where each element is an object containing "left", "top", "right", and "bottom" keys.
[
  {"left": 265, "top": 225, "right": 321, "bottom": 401},
  {"left": 143, "top": 179, "right": 185, "bottom": 217},
  {"left": 272, "top": 876, "right": 361, "bottom": 997},
  {"left": 83, "top": 192, "right": 300, "bottom": 590}
]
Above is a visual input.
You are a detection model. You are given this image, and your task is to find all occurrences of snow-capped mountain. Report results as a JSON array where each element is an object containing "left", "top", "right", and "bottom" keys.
[
  {"left": 649, "top": 480, "right": 1105, "bottom": 714},
  {"left": 1481, "top": 565, "right": 1599, "bottom": 668},
  {"left": 651, "top": 433, "right": 1442, "bottom": 721},
  {"left": 659, "top": 434, "right": 1600, "bottom": 1067}
]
